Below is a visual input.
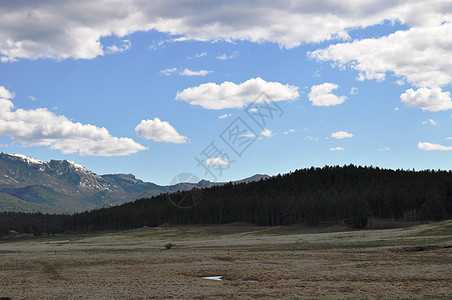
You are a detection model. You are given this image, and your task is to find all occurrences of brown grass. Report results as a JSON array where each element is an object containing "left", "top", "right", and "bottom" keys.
[{"left": 0, "top": 221, "right": 451, "bottom": 299}]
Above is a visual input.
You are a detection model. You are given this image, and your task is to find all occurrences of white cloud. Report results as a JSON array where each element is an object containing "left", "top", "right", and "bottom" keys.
[
  {"left": 350, "top": 87, "right": 358, "bottom": 95},
  {"left": 379, "top": 147, "right": 390, "bottom": 152},
  {"left": 331, "top": 131, "right": 353, "bottom": 139},
  {"left": 180, "top": 68, "right": 212, "bottom": 76},
  {"left": 135, "top": 118, "right": 187, "bottom": 144},
  {"left": 28, "top": 95, "right": 37, "bottom": 101},
  {"left": 2, "top": 1, "right": 452, "bottom": 62},
  {"left": 105, "top": 39, "right": 131, "bottom": 54},
  {"left": 217, "top": 51, "right": 238, "bottom": 60},
  {"left": 401, "top": 88, "right": 452, "bottom": 112},
  {"left": 446, "top": 137, "right": 452, "bottom": 140},
  {"left": 0, "top": 89, "right": 145, "bottom": 156},
  {"left": 261, "top": 128, "right": 273, "bottom": 137},
  {"left": 218, "top": 113, "right": 231, "bottom": 119},
  {"left": 422, "top": 119, "right": 437, "bottom": 126},
  {"left": 176, "top": 77, "right": 299, "bottom": 110},
  {"left": 308, "top": 83, "right": 347, "bottom": 106},
  {"left": 0, "top": 86, "right": 14, "bottom": 99},
  {"left": 394, "top": 107, "right": 399, "bottom": 111},
  {"left": 310, "top": 23, "right": 452, "bottom": 89},
  {"left": 160, "top": 67, "right": 212, "bottom": 76},
  {"left": 309, "top": 20, "right": 452, "bottom": 111},
  {"left": 284, "top": 129, "right": 296, "bottom": 135},
  {"left": 305, "top": 136, "right": 318, "bottom": 141},
  {"left": 159, "top": 68, "right": 178, "bottom": 76},
  {"left": 241, "top": 133, "right": 257, "bottom": 138},
  {"left": 330, "top": 147, "right": 345, "bottom": 151},
  {"left": 418, "top": 142, "right": 452, "bottom": 151},
  {"left": 188, "top": 52, "right": 207, "bottom": 59},
  {"left": 206, "top": 157, "right": 229, "bottom": 165}
]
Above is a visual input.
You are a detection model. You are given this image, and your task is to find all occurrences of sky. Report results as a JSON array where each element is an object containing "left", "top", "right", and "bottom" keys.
[{"left": 1, "top": 0, "right": 452, "bottom": 185}]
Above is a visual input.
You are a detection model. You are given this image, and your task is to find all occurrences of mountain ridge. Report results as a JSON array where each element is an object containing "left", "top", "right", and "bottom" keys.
[{"left": 0, "top": 152, "right": 269, "bottom": 213}]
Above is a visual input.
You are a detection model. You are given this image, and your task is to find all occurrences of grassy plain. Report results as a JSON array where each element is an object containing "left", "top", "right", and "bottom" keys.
[{"left": 0, "top": 221, "right": 451, "bottom": 299}]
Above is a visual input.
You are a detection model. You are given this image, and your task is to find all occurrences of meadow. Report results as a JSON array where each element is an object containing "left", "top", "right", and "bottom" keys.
[{"left": 0, "top": 221, "right": 451, "bottom": 299}]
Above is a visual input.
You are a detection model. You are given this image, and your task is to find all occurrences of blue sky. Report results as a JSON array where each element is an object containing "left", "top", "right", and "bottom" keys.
[{"left": 1, "top": 1, "right": 452, "bottom": 185}]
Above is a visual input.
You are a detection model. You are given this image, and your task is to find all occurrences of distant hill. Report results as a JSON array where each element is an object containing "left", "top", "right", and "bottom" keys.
[{"left": 0, "top": 153, "right": 269, "bottom": 213}]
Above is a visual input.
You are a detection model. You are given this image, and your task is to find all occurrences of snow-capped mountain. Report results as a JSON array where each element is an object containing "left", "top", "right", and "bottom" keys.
[
  {"left": 0, "top": 153, "right": 116, "bottom": 195},
  {"left": 0, "top": 153, "right": 269, "bottom": 213},
  {"left": 0, "top": 153, "right": 166, "bottom": 211}
]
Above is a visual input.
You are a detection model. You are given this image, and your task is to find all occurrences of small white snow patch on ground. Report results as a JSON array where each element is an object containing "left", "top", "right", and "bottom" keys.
[{"left": 202, "top": 276, "right": 222, "bottom": 281}]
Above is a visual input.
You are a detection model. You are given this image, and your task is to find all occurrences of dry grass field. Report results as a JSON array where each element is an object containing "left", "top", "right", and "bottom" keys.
[{"left": 0, "top": 221, "right": 451, "bottom": 299}]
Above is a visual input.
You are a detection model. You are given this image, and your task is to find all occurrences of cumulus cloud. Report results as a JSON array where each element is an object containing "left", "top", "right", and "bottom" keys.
[
  {"left": 331, "top": 131, "right": 353, "bottom": 139},
  {"left": 400, "top": 88, "right": 452, "bottom": 112},
  {"left": 176, "top": 77, "right": 299, "bottom": 110},
  {"left": 330, "top": 147, "right": 345, "bottom": 151},
  {"left": 310, "top": 23, "right": 452, "bottom": 89},
  {"left": 284, "top": 129, "right": 296, "bottom": 135},
  {"left": 310, "top": 20, "right": 452, "bottom": 111},
  {"left": 5, "top": 1, "right": 450, "bottom": 61},
  {"left": 0, "top": 87, "right": 146, "bottom": 156},
  {"left": 219, "top": 113, "right": 231, "bottom": 119},
  {"left": 0, "top": 86, "right": 14, "bottom": 99},
  {"left": 180, "top": 68, "right": 212, "bottom": 76},
  {"left": 261, "top": 128, "right": 273, "bottom": 137},
  {"left": 206, "top": 157, "right": 229, "bottom": 165},
  {"left": 418, "top": 142, "right": 452, "bottom": 151},
  {"left": 135, "top": 118, "right": 187, "bottom": 144},
  {"left": 308, "top": 83, "right": 347, "bottom": 106}
]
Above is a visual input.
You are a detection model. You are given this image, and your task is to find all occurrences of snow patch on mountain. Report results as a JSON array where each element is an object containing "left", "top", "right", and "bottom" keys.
[
  {"left": 66, "top": 160, "right": 87, "bottom": 172},
  {"left": 11, "top": 153, "right": 44, "bottom": 165}
]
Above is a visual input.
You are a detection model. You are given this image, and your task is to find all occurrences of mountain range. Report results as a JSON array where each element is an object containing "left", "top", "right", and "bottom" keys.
[{"left": 0, "top": 153, "right": 269, "bottom": 213}]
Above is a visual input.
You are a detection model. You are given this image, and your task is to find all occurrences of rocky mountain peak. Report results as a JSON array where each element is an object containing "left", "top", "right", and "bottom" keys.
[
  {"left": 10, "top": 153, "right": 45, "bottom": 165},
  {"left": 0, "top": 152, "right": 271, "bottom": 213}
]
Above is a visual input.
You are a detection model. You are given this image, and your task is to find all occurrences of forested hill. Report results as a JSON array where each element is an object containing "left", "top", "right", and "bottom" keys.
[{"left": 1, "top": 165, "right": 452, "bottom": 236}]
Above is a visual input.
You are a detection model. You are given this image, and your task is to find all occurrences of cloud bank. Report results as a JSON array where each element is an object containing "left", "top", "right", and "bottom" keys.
[
  {"left": 3, "top": 1, "right": 451, "bottom": 62},
  {"left": 0, "top": 86, "right": 146, "bottom": 156}
]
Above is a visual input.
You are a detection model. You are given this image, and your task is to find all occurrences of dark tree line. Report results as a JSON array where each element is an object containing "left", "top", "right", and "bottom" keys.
[{"left": 1, "top": 165, "right": 451, "bottom": 236}]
